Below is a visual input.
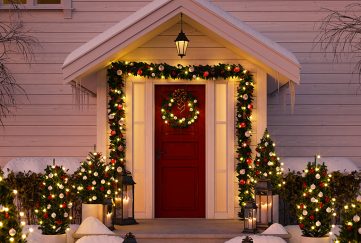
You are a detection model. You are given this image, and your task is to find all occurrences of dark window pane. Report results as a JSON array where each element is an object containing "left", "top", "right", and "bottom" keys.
[
  {"left": 3, "top": 0, "right": 27, "bottom": 4},
  {"left": 37, "top": 0, "right": 61, "bottom": 4}
]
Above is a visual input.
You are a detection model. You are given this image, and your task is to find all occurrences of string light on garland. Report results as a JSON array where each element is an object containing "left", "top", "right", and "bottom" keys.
[{"left": 108, "top": 61, "right": 254, "bottom": 218}]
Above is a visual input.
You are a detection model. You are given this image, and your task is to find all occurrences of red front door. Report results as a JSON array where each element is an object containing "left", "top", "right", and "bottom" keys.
[{"left": 155, "top": 85, "right": 205, "bottom": 218}]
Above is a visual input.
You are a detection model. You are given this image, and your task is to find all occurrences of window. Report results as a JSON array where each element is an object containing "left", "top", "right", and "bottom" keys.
[{"left": 1, "top": 0, "right": 72, "bottom": 18}]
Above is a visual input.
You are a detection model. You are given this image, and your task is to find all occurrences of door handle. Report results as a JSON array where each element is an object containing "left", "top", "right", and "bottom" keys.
[{"left": 156, "top": 150, "right": 165, "bottom": 160}]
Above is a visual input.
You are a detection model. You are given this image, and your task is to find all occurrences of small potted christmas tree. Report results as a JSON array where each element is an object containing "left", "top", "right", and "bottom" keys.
[
  {"left": 253, "top": 129, "right": 285, "bottom": 223},
  {"left": 74, "top": 152, "right": 112, "bottom": 222},
  {"left": 0, "top": 169, "right": 27, "bottom": 242},
  {"left": 336, "top": 195, "right": 361, "bottom": 243},
  {"left": 296, "top": 156, "right": 335, "bottom": 243},
  {"left": 35, "top": 162, "right": 71, "bottom": 243}
]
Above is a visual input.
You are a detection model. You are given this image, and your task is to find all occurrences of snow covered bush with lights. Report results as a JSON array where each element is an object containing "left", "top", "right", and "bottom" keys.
[
  {"left": 296, "top": 157, "right": 335, "bottom": 237},
  {"left": 336, "top": 195, "right": 361, "bottom": 242},
  {"left": 74, "top": 152, "right": 112, "bottom": 204},
  {"left": 0, "top": 169, "right": 27, "bottom": 242},
  {"left": 36, "top": 163, "right": 71, "bottom": 235}
]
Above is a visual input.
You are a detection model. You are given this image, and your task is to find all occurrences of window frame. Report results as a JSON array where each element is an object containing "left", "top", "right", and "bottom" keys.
[{"left": 0, "top": 0, "right": 72, "bottom": 18}]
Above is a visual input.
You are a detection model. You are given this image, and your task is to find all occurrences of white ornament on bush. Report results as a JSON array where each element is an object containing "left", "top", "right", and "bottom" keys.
[
  {"left": 315, "top": 173, "right": 320, "bottom": 179},
  {"left": 51, "top": 213, "right": 56, "bottom": 218},
  {"left": 94, "top": 172, "right": 98, "bottom": 177},
  {"left": 326, "top": 207, "right": 332, "bottom": 213},
  {"left": 92, "top": 180, "right": 97, "bottom": 185},
  {"left": 359, "top": 227, "right": 361, "bottom": 234},
  {"left": 92, "top": 196, "right": 97, "bottom": 201},
  {"left": 158, "top": 65, "right": 164, "bottom": 71},
  {"left": 263, "top": 172, "right": 268, "bottom": 177},
  {"left": 59, "top": 193, "right": 64, "bottom": 199},
  {"left": 311, "top": 197, "right": 316, "bottom": 203},
  {"left": 245, "top": 131, "right": 251, "bottom": 137},
  {"left": 117, "top": 70, "right": 122, "bottom": 76},
  {"left": 83, "top": 176, "right": 87, "bottom": 180},
  {"left": 101, "top": 179, "right": 105, "bottom": 184},
  {"left": 240, "top": 169, "right": 245, "bottom": 175},
  {"left": 353, "top": 215, "right": 360, "bottom": 223},
  {"left": 302, "top": 210, "right": 308, "bottom": 216},
  {"left": 310, "top": 184, "right": 316, "bottom": 190},
  {"left": 357, "top": 195, "right": 361, "bottom": 202},
  {"left": 189, "top": 66, "right": 194, "bottom": 73},
  {"left": 264, "top": 142, "right": 268, "bottom": 146},
  {"left": 47, "top": 204, "right": 51, "bottom": 209},
  {"left": 81, "top": 168, "right": 85, "bottom": 173},
  {"left": 315, "top": 221, "right": 321, "bottom": 227},
  {"left": 48, "top": 173, "right": 53, "bottom": 178},
  {"left": 9, "top": 228, "right": 16, "bottom": 236},
  {"left": 48, "top": 186, "right": 53, "bottom": 191},
  {"left": 59, "top": 184, "right": 64, "bottom": 189},
  {"left": 318, "top": 192, "right": 323, "bottom": 197},
  {"left": 107, "top": 190, "right": 111, "bottom": 195},
  {"left": 64, "top": 212, "right": 68, "bottom": 218}
]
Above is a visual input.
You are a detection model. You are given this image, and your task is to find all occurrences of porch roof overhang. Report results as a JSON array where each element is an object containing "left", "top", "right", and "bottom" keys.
[{"left": 62, "top": 0, "right": 301, "bottom": 84}]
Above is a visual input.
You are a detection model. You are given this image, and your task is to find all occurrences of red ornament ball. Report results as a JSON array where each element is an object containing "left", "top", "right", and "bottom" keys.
[
  {"left": 137, "top": 69, "right": 143, "bottom": 75},
  {"left": 239, "top": 179, "right": 246, "bottom": 185},
  {"left": 48, "top": 195, "right": 53, "bottom": 200},
  {"left": 111, "top": 159, "right": 116, "bottom": 164},
  {"left": 110, "top": 130, "right": 116, "bottom": 136},
  {"left": 87, "top": 186, "right": 92, "bottom": 191},
  {"left": 246, "top": 158, "right": 252, "bottom": 165},
  {"left": 100, "top": 186, "right": 105, "bottom": 191},
  {"left": 309, "top": 215, "right": 315, "bottom": 221},
  {"left": 247, "top": 104, "right": 253, "bottom": 110},
  {"left": 299, "top": 223, "right": 304, "bottom": 229},
  {"left": 117, "top": 104, "right": 123, "bottom": 110},
  {"left": 234, "top": 66, "right": 240, "bottom": 73},
  {"left": 203, "top": 71, "right": 209, "bottom": 77},
  {"left": 118, "top": 145, "right": 124, "bottom": 151},
  {"left": 239, "top": 122, "right": 246, "bottom": 128},
  {"left": 43, "top": 213, "right": 48, "bottom": 219}
]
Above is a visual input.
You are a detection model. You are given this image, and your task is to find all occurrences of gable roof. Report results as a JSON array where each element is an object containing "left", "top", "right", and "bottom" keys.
[{"left": 63, "top": 0, "right": 300, "bottom": 83}]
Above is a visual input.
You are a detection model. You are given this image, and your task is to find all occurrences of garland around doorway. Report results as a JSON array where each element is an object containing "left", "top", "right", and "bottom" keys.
[{"left": 107, "top": 61, "right": 255, "bottom": 215}]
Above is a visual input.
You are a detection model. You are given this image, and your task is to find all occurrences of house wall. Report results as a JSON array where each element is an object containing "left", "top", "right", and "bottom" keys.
[{"left": 0, "top": 0, "right": 358, "bottom": 178}]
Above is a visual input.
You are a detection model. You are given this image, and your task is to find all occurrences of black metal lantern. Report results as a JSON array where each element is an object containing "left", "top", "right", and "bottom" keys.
[
  {"left": 175, "top": 13, "right": 189, "bottom": 58},
  {"left": 103, "top": 198, "right": 114, "bottom": 230},
  {"left": 255, "top": 178, "right": 273, "bottom": 229},
  {"left": 113, "top": 172, "right": 137, "bottom": 225},
  {"left": 242, "top": 236, "right": 254, "bottom": 243},
  {"left": 243, "top": 200, "right": 257, "bottom": 233}
]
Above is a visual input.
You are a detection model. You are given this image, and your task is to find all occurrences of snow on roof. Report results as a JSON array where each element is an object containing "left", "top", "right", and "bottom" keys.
[{"left": 63, "top": 0, "right": 300, "bottom": 83}]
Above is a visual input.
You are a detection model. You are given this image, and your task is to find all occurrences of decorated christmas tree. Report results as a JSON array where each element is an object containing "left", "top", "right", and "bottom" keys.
[
  {"left": 296, "top": 157, "right": 335, "bottom": 237},
  {"left": 36, "top": 163, "right": 71, "bottom": 235},
  {"left": 0, "top": 169, "right": 27, "bottom": 242},
  {"left": 75, "top": 152, "right": 113, "bottom": 203},
  {"left": 336, "top": 195, "right": 361, "bottom": 242},
  {"left": 253, "top": 129, "right": 284, "bottom": 194}
]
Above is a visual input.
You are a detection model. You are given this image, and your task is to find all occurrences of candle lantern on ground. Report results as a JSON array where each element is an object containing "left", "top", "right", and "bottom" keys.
[
  {"left": 243, "top": 200, "right": 257, "bottom": 233},
  {"left": 113, "top": 172, "right": 137, "bottom": 225},
  {"left": 255, "top": 178, "right": 273, "bottom": 229},
  {"left": 103, "top": 198, "right": 114, "bottom": 230}
]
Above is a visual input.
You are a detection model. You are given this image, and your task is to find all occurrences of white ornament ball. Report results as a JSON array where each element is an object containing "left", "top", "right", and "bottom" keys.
[
  {"left": 263, "top": 172, "right": 268, "bottom": 177},
  {"left": 243, "top": 94, "right": 248, "bottom": 100},
  {"left": 81, "top": 168, "right": 85, "bottom": 173},
  {"left": 311, "top": 197, "right": 316, "bottom": 203},
  {"left": 267, "top": 161, "right": 272, "bottom": 166},
  {"left": 47, "top": 204, "right": 51, "bottom": 209},
  {"left": 92, "top": 196, "right": 97, "bottom": 201},
  {"left": 9, "top": 228, "right": 16, "bottom": 236},
  {"left": 94, "top": 172, "right": 98, "bottom": 177},
  {"left": 302, "top": 210, "right": 308, "bottom": 216},
  {"left": 256, "top": 152, "right": 260, "bottom": 157},
  {"left": 101, "top": 179, "right": 105, "bottom": 184},
  {"left": 117, "top": 70, "right": 122, "bottom": 76},
  {"left": 326, "top": 207, "right": 332, "bottom": 213},
  {"left": 59, "top": 184, "right": 64, "bottom": 189},
  {"left": 194, "top": 100, "right": 198, "bottom": 104},
  {"left": 117, "top": 167, "right": 122, "bottom": 173},
  {"left": 192, "top": 75, "right": 197, "bottom": 79},
  {"left": 158, "top": 65, "right": 164, "bottom": 71},
  {"left": 51, "top": 213, "right": 56, "bottom": 218},
  {"left": 64, "top": 212, "right": 68, "bottom": 218},
  {"left": 77, "top": 186, "right": 82, "bottom": 191},
  {"left": 353, "top": 215, "right": 360, "bottom": 222},
  {"left": 357, "top": 195, "right": 361, "bottom": 202},
  {"left": 310, "top": 184, "right": 316, "bottom": 190},
  {"left": 48, "top": 186, "right": 53, "bottom": 191},
  {"left": 68, "top": 203, "right": 73, "bottom": 208},
  {"left": 151, "top": 73, "right": 155, "bottom": 77},
  {"left": 240, "top": 169, "right": 246, "bottom": 175},
  {"left": 83, "top": 176, "right": 87, "bottom": 180},
  {"left": 358, "top": 228, "right": 361, "bottom": 234},
  {"left": 48, "top": 173, "right": 53, "bottom": 178},
  {"left": 92, "top": 180, "right": 97, "bottom": 185},
  {"left": 245, "top": 131, "right": 251, "bottom": 137},
  {"left": 108, "top": 114, "right": 114, "bottom": 120},
  {"left": 318, "top": 192, "right": 323, "bottom": 198},
  {"left": 107, "top": 190, "right": 111, "bottom": 195},
  {"left": 59, "top": 193, "right": 64, "bottom": 199},
  {"left": 316, "top": 221, "right": 321, "bottom": 227},
  {"left": 189, "top": 66, "right": 194, "bottom": 73},
  {"left": 264, "top": 142, "right": 268, "bottom": 146},
  {"left": 315, "top": 173, "right": 321, "bottom": 179},
  {"left": 269, "top": 152, "right": 273, "bottom": 156}
]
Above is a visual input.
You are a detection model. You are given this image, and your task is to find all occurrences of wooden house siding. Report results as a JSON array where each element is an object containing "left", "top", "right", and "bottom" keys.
[{"left": 0, "top": 0, "right": 359, "bottom": 168}]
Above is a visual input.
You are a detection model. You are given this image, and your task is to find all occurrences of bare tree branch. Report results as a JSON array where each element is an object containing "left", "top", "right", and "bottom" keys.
[{"left": 0, "top": 0, "right": 38, "bottom": 125}]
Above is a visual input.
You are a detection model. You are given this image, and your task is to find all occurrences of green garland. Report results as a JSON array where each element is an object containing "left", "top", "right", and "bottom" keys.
[
  {"left": 107, "top": 61, "right": 254, "bottom": 217},
  {"left": 337, "top": 195, "right": 361, "bottom": 242},
  {"left": 161, "top": 88, "right": 200, "bottom": 128}
]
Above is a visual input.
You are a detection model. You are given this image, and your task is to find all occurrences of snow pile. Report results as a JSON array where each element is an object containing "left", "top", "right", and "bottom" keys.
[
  {"left": 77, "top": 235, "right": 123, "bottom": 243},
  {"left": 262, "top": 223, "right": 289, "bottom": 235},
  {"left": 225, "top": 235, "right": 286, "bottom": 243},
  {"left": 76, "top": 217, "right": 114, "bottom": 235},
  {"left": 23, "top": 224, "right": 79, "bottom": 243}
]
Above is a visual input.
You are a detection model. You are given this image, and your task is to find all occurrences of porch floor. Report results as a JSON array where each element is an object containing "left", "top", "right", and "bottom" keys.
[{"left": 114, "top": 219, "right": 244, "bottom": 243}]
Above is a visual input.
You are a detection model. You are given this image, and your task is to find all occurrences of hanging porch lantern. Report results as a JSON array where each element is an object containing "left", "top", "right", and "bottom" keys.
[
  {"left": 255, "top": 178, "right": 273, "bottom": 229},
  {"left": 113, "top": 172, "right": 137, "bottom": 225},
  {"left": 243, "top": 200, "right": 257, "bottom": 233},
  {"left": 175, "top": 13, "right": 189, "bottom": 58}
]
